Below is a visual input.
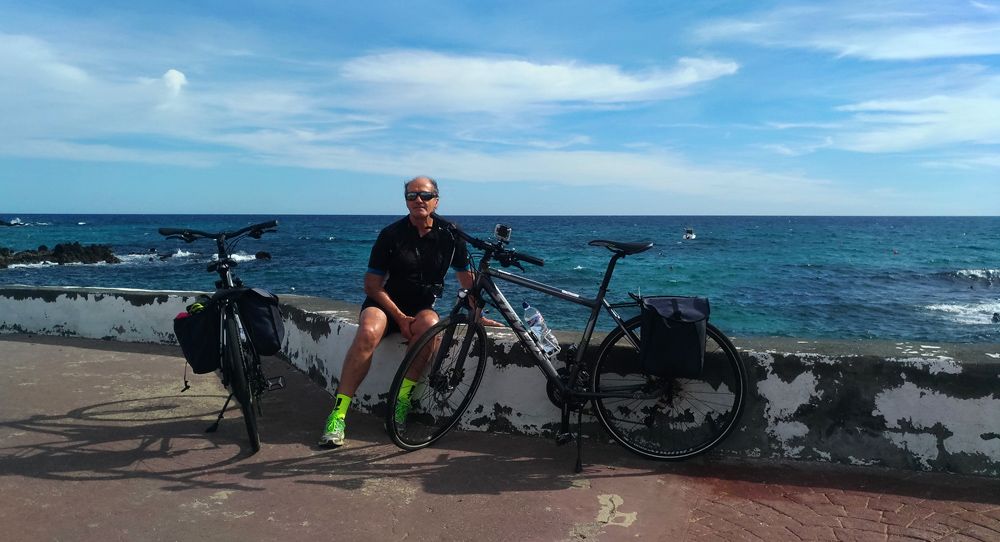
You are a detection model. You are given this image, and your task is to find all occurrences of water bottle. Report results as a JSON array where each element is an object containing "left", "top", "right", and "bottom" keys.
[{"left": 523, "top": 301, "right": 560, "bottom": 356}]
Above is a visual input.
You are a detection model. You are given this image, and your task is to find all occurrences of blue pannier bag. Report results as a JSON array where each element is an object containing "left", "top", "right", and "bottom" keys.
[{"left": 639, "top": 296, "right": 709, "bottom": 378}]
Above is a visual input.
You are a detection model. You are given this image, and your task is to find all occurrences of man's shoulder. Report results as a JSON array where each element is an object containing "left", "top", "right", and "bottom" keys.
[{"left": 378, "top": 216, "right": 411, "bottom": 237}]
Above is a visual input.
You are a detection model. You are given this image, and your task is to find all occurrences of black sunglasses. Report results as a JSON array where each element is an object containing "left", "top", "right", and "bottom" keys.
[{"left": 405, "top": 191, "right": 439, "bottom": 202}]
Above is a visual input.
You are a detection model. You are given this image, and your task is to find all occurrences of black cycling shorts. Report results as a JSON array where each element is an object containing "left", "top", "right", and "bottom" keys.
[{"left": 361, "top": 297, "right": 436, "bottom": 337}]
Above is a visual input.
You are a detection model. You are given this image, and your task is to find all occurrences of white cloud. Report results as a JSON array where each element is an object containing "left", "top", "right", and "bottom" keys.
[
  {"left": 0, "top": 138, "right": 214, "bottom": 167},
  {"left": 696, "top": 4, "right": 1000, "bottom": 60},
  {"left": 920, "top": 153, "right": 1000, "bottom": 170},
  {"left": 340, "top": 50, "right": 738, "bottom": 113},
  {"left": 833, "top": 80, "right": 1000, "bottom": 152},
  {"left": 236, "top": 140, "right": 871, "bottom": 211},
  {"left": 0, "top": 32, "right": 91, "bottom": 86},
  {"left": 163, "top": 69, "right": 187, "bottom": 97}
]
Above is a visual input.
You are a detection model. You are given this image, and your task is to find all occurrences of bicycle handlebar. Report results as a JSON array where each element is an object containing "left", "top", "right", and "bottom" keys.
[
  {"left": 431, "top": 213, "right": 544, "bottom": 267},
  {"left": 158, "top": 220, "right": 278, "bottom": 242}
]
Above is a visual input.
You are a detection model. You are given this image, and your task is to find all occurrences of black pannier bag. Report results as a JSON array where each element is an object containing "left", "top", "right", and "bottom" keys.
[
  {"left": 236, "top": 288, "right": 284, "bottom": 356},
  {"left": 174, "top": 302, "right": 221, "bottom": 374},
  {"left": 639, "top": 296, "right": 710, "bottom": 378}
]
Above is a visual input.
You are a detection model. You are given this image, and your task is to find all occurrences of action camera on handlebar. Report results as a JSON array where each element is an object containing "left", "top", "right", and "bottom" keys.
[{"left": 494, "top": 224, "right": 512, "bottom": 243}]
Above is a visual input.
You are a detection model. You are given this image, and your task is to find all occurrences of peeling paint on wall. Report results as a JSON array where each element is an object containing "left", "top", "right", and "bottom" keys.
[
  {"left": 3, "top": 285, "right": 999, "bottom": 477},
  {"left": 875, "top": 381, "right": 1000, "bottom": 467}
]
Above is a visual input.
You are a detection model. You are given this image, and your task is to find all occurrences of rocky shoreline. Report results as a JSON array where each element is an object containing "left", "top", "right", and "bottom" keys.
[{"left": 0, "top": 243, "right": 120, "bottom": 269}]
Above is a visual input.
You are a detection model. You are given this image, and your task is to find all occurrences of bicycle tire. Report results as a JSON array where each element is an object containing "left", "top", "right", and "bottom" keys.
[
  {"left": 386, "top": 315, "right": 488, "bottom": 451},
  {"left": 224, "top": 313, "right": 261, "bottom": 453},
  {"left": 591, "top": 316, "right": 747, "bottom": 461}
]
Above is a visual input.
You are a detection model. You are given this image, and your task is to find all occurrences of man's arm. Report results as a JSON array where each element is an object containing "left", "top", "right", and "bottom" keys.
[
  {"left": 456, "top": 270, "right": 504, "bottom": 327},
  {"left": 456, "top": 270, "right": 474, "bottom": 290}
]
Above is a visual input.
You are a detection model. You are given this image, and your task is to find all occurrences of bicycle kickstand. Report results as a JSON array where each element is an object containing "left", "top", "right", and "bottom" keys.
[
  {"left": 205, "top": 393, "right": 234, "bottom": 433},
  {"left": 555, "top": 404, "right": 585, "bottom": 473},
  {"left": 555, "top": 404, "right": 574, "bottom": 446},
  {"left": 574, "top": 408, "right": 584, "bottom": 473}
]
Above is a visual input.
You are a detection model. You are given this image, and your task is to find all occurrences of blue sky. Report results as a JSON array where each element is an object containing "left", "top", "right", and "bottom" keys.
[{"left": 1, "top": 0, "right": 998, "bottom": 215}]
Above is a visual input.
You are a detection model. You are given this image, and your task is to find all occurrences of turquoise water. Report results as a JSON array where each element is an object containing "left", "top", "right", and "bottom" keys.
[{"left": 2, "top": 214, "right": 998, "bottom": 343}]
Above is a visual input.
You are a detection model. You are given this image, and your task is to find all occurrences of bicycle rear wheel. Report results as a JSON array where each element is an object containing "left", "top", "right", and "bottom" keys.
[
  {"left": 386, "top": 315, "right": 488, "bottom": 451},
  {"left": 591, "top": 316, "right": 746, "bottom": 461},
  {"left": 224, "top": 314, "right": 261, "bottom": 453}
]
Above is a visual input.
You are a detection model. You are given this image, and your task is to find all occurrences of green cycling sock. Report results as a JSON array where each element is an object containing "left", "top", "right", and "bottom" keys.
[
  {"left": 332, "top": 393, "right": 352, "bottom": 420},
  {"left": 398, "top": 377, "right": 416, "bottom": 402}
]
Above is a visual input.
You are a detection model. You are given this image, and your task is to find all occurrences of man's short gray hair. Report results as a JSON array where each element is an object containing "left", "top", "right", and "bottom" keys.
[{"left": 404, "top": 176, "right": 439, "bottom": 194}]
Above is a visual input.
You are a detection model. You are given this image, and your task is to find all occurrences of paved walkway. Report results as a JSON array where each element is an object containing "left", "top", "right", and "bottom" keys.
[{"left": 1, "top": 334, "right": 998, "bottom": 541}]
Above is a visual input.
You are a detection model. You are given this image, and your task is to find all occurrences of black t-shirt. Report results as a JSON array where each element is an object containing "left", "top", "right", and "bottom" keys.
[{"left": 366, "top": 215, "right": 470, "bottom": 313}]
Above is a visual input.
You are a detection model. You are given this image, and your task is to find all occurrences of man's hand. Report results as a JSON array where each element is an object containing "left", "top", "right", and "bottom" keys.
[
  {"left": 480, "top": 316, "right": 505, "bottom": 327},
  {"left": 398, "top": 315, "right": 417, "bottom": 341}
]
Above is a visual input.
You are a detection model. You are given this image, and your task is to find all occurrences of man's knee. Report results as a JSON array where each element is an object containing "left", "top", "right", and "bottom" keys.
[
  {"left": 353, "top": 307, "right": 389, "bottom": 349},
  {"left": 411, "top": 310, "right": 439, "bottom": 336},
  {"left": 353, "top": 324, "right": 384, "bottom": 349}
]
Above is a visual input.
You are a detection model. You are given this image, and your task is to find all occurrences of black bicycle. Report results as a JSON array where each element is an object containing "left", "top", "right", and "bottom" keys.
[
  {"left": 160, "top": 220, "right": 284, "bottom": 453},
  {"left": 385, "top": 215, "right": 747, "bottom": 468}
]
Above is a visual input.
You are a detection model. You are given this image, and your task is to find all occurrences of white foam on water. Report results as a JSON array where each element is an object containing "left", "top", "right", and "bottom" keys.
[
  {"left": 8, "top": 262, "right": 58, "bottom": 269},
  {"left": 956, "top": 269, "right": 999, "bottom": 280},
  {"left": 211, "top": 252, "right": 257, "bottom": 263},
  {"left": 8, "top": 261, "right": 108, "bottom": 268},
  {"left": 924, "top": 300, "right": 1000, "bottom": 325},
  {"left": 118, "top": 254, "right": 159, "bottom": 264}
]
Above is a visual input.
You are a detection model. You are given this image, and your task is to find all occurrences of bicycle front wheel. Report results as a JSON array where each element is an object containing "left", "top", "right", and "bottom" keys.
[
  {"left": 224, "top": 314, "right": 261, "bottom": 453},
  {"left": 386, "top": 315, "right": 488, "bottom": 451},
  {"left": 591, "top": 317, "right": 747, "bottom": 461}
]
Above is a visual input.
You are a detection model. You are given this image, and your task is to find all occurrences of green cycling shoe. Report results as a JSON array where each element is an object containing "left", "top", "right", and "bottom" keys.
[
  {"left": 318, "top": 414, "right": 346, "bottom": 447},
  {"left": 393, "top": 396, "right": 411, "bottom": 432}
]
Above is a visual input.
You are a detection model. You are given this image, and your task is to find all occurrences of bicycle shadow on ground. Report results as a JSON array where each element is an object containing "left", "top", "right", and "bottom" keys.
[
  {"left": 255, "top": 348, "right": 1000, "bottom": 504},
  {"left": 0, "top": 394, "right": 262, "bottom": 491}
]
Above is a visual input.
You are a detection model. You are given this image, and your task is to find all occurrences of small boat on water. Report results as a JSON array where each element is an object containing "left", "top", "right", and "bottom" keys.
[{"left": 683, "top": 228, "right": 696, "bottom": 240}]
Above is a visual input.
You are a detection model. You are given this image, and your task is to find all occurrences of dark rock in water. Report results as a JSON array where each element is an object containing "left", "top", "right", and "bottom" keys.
[
  {"left": 255, "top": 251, "right": 272, "bottom": 260},
  {"left": 993, "top": 312, "right": 1000, "bottom": 324},
  {"left": 0, "top": 242, "right": 121, "bottom": 268},
  {"left": 51, "top": 242, "right": 120, "bottom": 265}
]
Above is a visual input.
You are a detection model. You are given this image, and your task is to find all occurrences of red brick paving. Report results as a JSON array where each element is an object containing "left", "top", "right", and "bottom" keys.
[{"left": 2, "top": 334, "right": 999, "bottom": 541}]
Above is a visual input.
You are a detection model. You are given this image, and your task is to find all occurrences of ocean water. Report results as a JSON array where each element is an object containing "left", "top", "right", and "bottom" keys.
[{"left": 2, "top": 214, "right": 998, "bottom": 343}]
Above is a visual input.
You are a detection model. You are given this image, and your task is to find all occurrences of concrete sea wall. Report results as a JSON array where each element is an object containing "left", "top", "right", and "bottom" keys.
[{"left": 2, "top": 285, "right": 999, "bottom": 476}]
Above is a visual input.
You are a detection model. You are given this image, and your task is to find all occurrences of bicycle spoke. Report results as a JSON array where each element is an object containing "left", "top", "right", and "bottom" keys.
[
  {"left": 387, "top": 318, "right": 488, "bottom": 450},
  {"left": 592, "top": 318, "right": 747, "bottom": 460}
]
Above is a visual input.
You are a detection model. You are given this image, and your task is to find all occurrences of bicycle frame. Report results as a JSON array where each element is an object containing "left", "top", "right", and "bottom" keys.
[
  {"left": 393, "top": 217, "right": 747, "bottom": 467},
  {"left": 459, "top": 250, "right": 641, "bottom": 401}
]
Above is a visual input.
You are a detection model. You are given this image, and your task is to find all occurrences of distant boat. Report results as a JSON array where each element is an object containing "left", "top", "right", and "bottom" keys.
[{"left": 683, "top": 228, "right": 696, "bottom": 240}]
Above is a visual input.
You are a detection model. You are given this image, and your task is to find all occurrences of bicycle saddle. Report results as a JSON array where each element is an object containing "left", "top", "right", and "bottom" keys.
[{"left": 588, "top": 240, "right": 653, "bottom": 255}]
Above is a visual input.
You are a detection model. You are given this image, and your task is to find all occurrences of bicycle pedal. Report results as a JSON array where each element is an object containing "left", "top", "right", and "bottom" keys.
[
  {"left": 555, "top": 432, "right": 575, "bottom": 446},
  {"left": 266, "top": 376, "right": 286, "bottom": 391}
]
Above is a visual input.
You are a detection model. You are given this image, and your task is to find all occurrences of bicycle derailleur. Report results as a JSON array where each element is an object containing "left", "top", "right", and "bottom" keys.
[{"left": 545, "top": 346, "right": 588, "bottom": 411}]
